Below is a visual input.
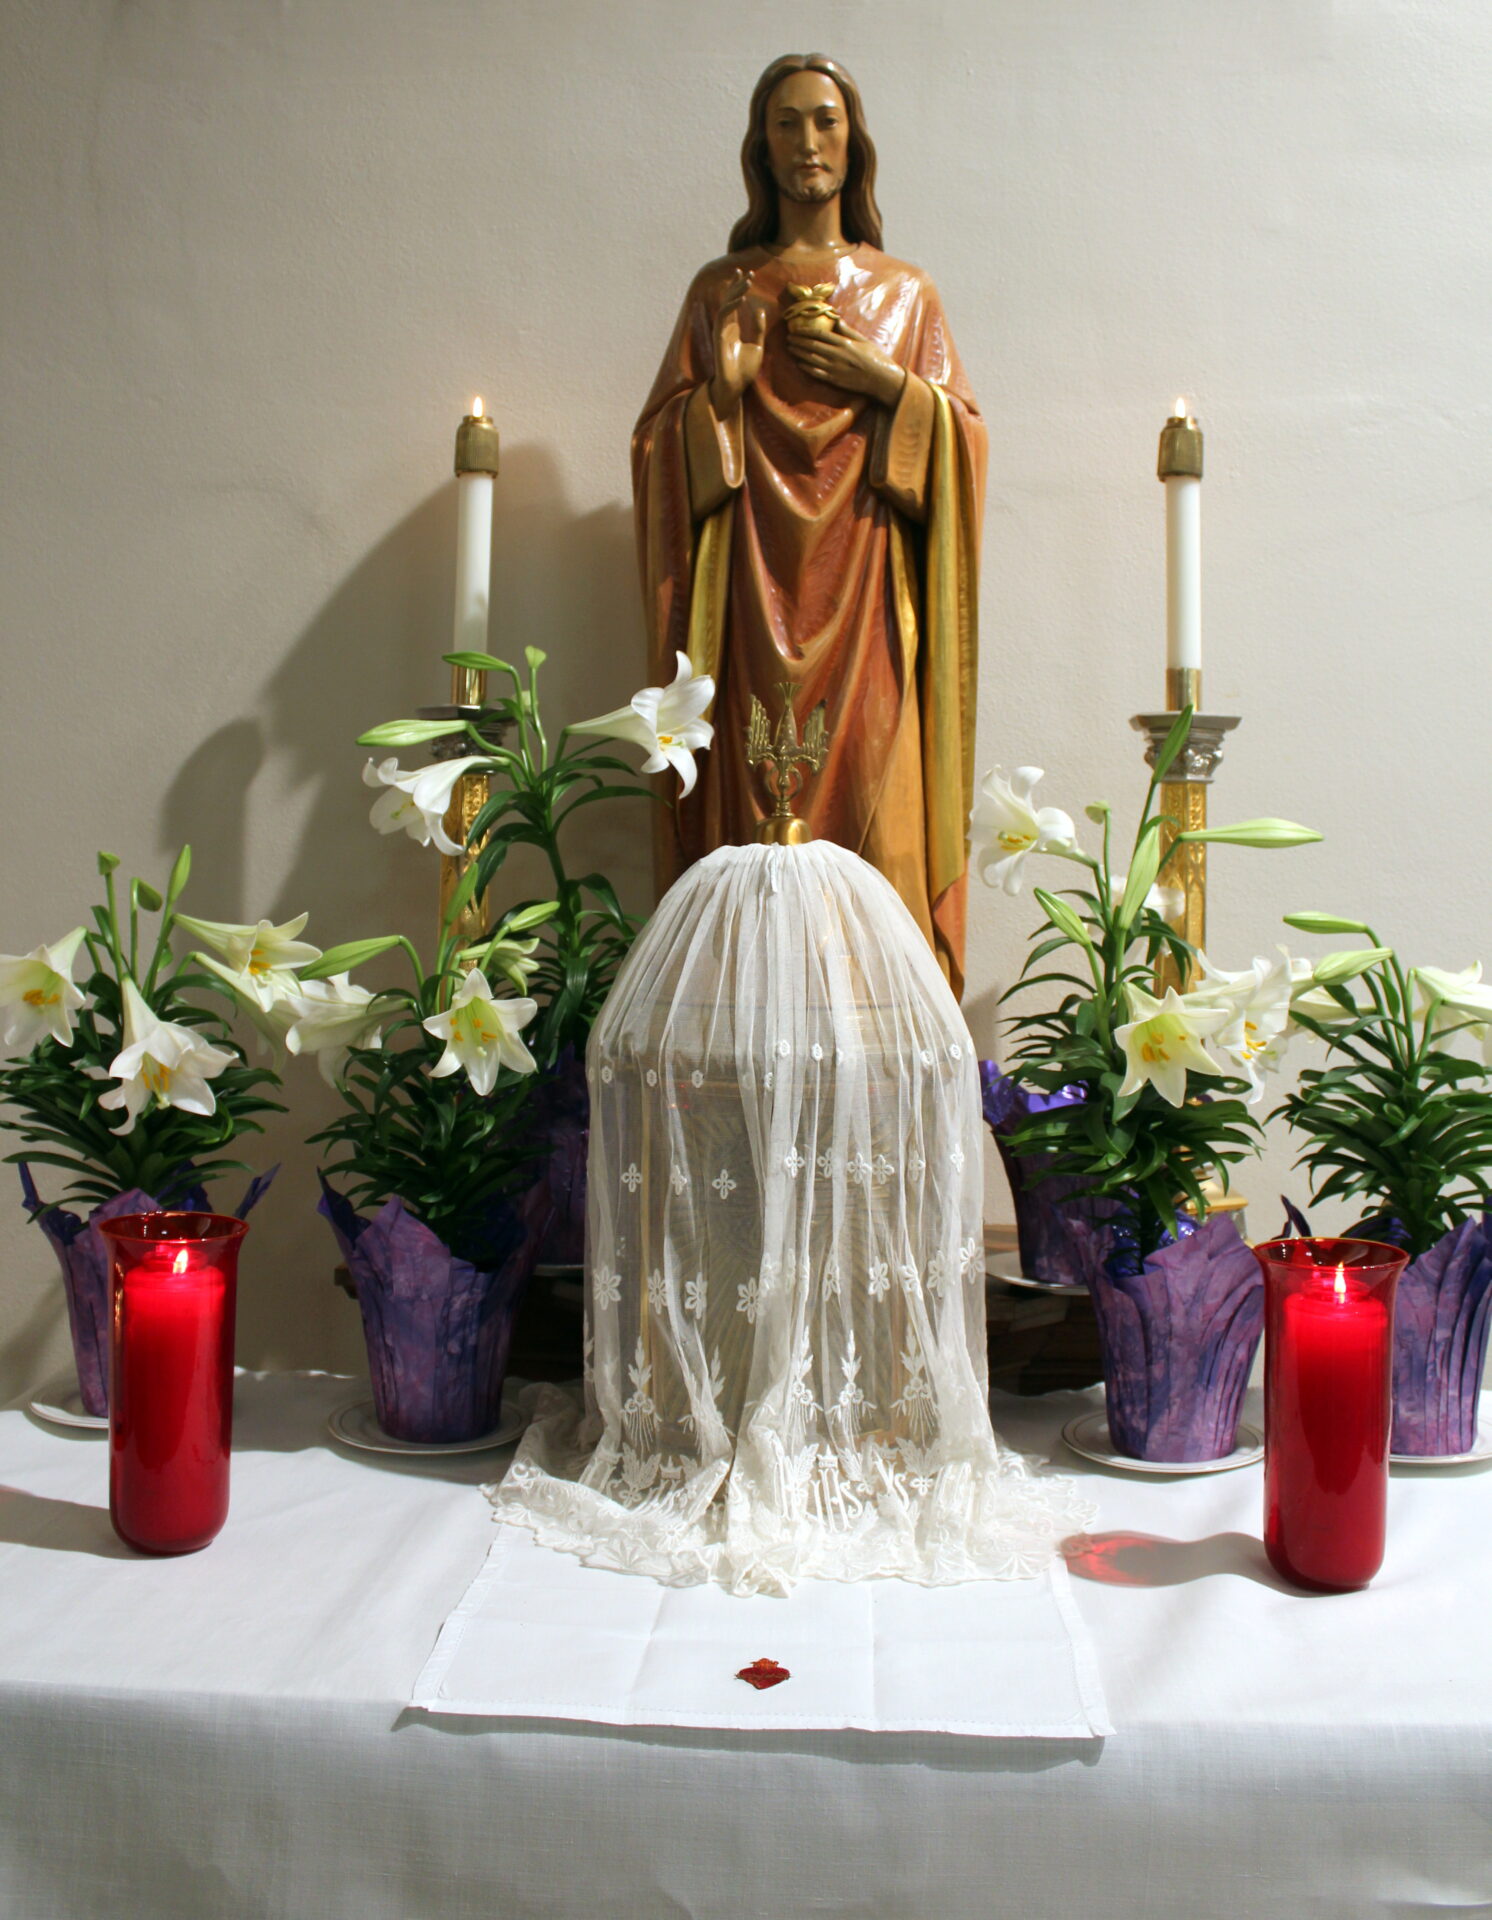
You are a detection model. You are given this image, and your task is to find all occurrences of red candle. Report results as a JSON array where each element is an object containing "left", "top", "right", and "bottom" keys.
[
  {"left": 100, "top": 1212, "right": 247, "bottom": 1555},
  {"left": 1254, "top": 1237, "right": 1406, "bottom": 1592}
]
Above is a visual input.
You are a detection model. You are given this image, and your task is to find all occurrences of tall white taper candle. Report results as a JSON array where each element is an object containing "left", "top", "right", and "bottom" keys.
[
  {"left": 1159, "top": 399, "right": 1203, "bottom": 675},
  {"left": 453, "top": 396, "right": 495, "bottom": 658}
]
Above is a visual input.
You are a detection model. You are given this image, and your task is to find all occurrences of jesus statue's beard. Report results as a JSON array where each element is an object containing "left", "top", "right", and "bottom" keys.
[{"left": 775, "top": 166, "right": 846, "bottom": 207}]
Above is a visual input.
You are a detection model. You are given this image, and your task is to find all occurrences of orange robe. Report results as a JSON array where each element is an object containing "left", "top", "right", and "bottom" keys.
[{"left": 633, "top": 243, "right": 986, "bottom": 995}]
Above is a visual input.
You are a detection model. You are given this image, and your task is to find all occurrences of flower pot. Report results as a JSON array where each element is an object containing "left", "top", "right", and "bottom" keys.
[
  {"left": 1375, "top": 1214, "right": 1492, "bottom": 1456},
  {"left": 533, "top": 1050, "right": 589, "bottom": 1268},
  {"left": 1089, "top": 1211, "right": 1263, "bottom": 1461},
  {"left": 19, "top": 1167, "right": 275, "bottom": 1418},
  {"left": 319, "top": 1181, "right": 547, "bottom": 1443},
  {"left": 979, "top": 1065, "right": 1120, "bottom": 1288}
]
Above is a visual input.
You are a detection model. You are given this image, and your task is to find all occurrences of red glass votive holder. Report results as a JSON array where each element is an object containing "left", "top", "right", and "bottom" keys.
[
  {"left": 1253, "top": 1236, "right": 1407, "bottom": 1593},
  {"left": 99, "top": 1212, "right": 247, "bottom": 1555}
]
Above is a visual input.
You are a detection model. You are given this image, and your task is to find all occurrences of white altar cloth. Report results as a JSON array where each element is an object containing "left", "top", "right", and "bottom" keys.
[
  {"left": 2, "top": 1371, "right": 1489, "bottom": 1919},
  {"left": 410, "top": 1525, "right": 1110, "bottom": 1736}
]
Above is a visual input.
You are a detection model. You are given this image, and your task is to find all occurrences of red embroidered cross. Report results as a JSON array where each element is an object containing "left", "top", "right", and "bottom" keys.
[{"left": 736, "top": 1657, "right": 791, "bottom": 1690}]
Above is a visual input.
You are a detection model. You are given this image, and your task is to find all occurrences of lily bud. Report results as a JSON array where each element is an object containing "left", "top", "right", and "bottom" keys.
[
  {"left": 1283, "top": 911, "right": 1374, "bottom": 935},
  {"left": 1312, "top": 947, "right": 1394, "bottom": 985},
  {"left": 1177, "top": 819, "right": 1322, "bottom": 849}
]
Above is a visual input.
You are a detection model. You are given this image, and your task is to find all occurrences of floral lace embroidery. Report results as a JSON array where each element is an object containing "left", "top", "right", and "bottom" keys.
[
  {"left": 593, "top": 1266, "right": 621, "bottom": 1310},
  {"left": 621, "top": 1162, "right": 643, "bottom": 1193},
  {"left": 712, "top": 1168, "right": 737, "bottom": 1199},
  {"left": 685, "top": 1274, "right": 707, "bottom": 1318}
]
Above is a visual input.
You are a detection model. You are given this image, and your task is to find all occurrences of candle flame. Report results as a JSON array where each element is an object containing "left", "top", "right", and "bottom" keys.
[
  {"left": 471, "top": 395, "right": 484, "bottom": 418},
  {"left": 1173, "top": 396, "right": 1188, "bottom": 419},
  {"left": 1333, "top": 1265, "right": 1347, "bottom": 1303},
  {"left": 172, "top": 1247, "right": 190, "bottom": 1277}
]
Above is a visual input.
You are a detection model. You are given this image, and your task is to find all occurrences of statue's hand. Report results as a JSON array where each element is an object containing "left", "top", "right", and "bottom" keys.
[
  {"left": 786, "top": 319, "right": 907, "bottom": 408},
  {"left": 710, "top": 272, "right": 772, "bottom": 414}
]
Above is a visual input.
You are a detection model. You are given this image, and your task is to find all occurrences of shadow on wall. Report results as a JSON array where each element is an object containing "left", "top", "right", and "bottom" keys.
[{"left": 151, "top": 445, "right": 648, "bottom": 1378}]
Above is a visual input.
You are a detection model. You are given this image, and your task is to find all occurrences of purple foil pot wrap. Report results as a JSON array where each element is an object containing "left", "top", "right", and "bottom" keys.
[
  {"left": 318, "top": 1181, "right": 547, "bottom": 1444},
  {"left": 1089, "top": 1211, "right": 1263, "bottom": 1462},
  {"left": 979, "top": 1065, "right": 1120, "bottom": 1288},
  {"left": 1361, "top": 1212, "right": 1492, "bottom": 1456},
  {"left": 20, "top": 1165, "right": 275, "bottom": 1417},
  {"left": 534, "top": 1051, "right": 589, "bottom": 1268}
]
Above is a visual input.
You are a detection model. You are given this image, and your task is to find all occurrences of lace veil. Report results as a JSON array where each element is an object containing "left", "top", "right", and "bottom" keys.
[{"left": 492, "top": 841, "right": 1091, "bottom": 1595}]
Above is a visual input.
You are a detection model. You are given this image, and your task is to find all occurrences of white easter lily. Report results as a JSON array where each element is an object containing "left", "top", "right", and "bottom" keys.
[
  {"left": 285, "top": 974, "right": 384, "bottom": 1086},
  {"left": 192, "top": 950, "right": 300, "bottom": 1055},
  {"left": 1189, "top": 948, "right": 1306, "bottom": 1102},
  {"left": 1413, "top": 963, "right": 1492, "bottom": 1063},
  {"left": 569, "top": 652, "right": 715, "bottom": 796},
  {"left": 0, "top": 927, "right": 89, "bottom": 1056},
  {"left": 970, "top": 766, "right": 1078, "bottom": 895},
  {"left": 423, "top": 970, "right": 538, "bottom": 1096},
  {"left": 363, "top": 756, "right": 491, "bottom": 858},
  {"left": 1115, "top": 983, "right": 1231, "bottom": 1108},
  {"left": 175, "top": 912, "right": 321, "bottom": 1011},
  {"left": 97, "top": 978, "right": 236, "bottom": 1135}
]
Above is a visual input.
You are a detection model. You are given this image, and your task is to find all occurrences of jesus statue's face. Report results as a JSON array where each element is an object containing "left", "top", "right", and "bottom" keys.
[{"left": 764, "top": 70, "right": 850, "bottom": 208}]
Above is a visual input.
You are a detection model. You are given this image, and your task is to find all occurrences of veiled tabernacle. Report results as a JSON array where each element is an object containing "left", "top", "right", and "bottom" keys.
[{"left": 492, "top": 841, "right": 1090, "bottom": 1595}]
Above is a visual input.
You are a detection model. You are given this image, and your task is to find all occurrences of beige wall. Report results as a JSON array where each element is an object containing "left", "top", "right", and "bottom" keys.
[{"left": 2, "top": 0, "right": 1489, "bottom": 1397}]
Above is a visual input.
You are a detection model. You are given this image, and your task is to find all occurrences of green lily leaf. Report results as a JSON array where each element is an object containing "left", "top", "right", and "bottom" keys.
[
  {"left": 1150, "top": 706, "right": 1195, "bottom": 784},
  {"left": 443, "top": 651, "right": 515, "bottom": 674},
  {"left": 299, "top": 936, "right": 405, "bottom": 981}
]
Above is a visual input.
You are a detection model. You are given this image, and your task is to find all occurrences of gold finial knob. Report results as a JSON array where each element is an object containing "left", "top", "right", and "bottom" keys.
[
  {"left": 455, "top": 399, "right": 501, "bottom": 477},
  {"left": 746, "top": 682, "right": 830, "bottom": 845},
  {"left": 1157, "top": 403, "right": 1203, "bottom": 481}
]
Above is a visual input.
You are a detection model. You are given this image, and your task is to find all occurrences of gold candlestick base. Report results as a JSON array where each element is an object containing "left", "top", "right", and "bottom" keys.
[{"left": 1128, "top": 695, "right": 1241, "bottom": 992}]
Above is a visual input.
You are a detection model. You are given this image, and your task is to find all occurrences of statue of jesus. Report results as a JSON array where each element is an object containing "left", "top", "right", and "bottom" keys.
[{"left": 633, "top": 52, "right": 986, "bottom": 994}]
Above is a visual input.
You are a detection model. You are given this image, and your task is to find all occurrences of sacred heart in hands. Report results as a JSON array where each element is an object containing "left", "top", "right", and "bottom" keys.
[{"left": 736, "top": 1657, "right": 791, "bottom": 1690}]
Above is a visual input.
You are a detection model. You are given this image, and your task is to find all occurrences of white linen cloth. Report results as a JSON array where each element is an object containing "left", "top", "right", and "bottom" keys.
[
  {"left": 493, "top": 841, "right": 1091, "bottom": 1593},
  {"left": 2, "top": 1372, "right": 1490, "bottom": 1920},
  {"left": 409, "top": 1525, "right": 1111, "bottom": 1736}
]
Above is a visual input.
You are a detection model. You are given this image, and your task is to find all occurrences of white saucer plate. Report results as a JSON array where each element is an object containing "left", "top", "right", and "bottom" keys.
[
  {"left": 28, "top": 1378, "right": 108, "bottom": 1432},
  {"left": 1062, "top": 1409, "right": 1263, "bottom": 1475},
  {"left": 990, "top": 1266, "right": 1090, "bottom": 1298},
  {"left": 1391, "top": 1399, "right": 1492, "bottom": 1468},
  {"left": 327, "top": 1390, "right": 527, "bottom": 1457}
]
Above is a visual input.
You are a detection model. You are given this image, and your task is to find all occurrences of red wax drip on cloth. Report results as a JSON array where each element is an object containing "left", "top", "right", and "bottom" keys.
[{"left": 736, "top": 1658, "right": 791, "bottom": 1690}]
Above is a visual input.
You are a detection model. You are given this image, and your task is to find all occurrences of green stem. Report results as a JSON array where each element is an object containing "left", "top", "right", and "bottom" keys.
[
  {"left": 143, "top": 913, "right": 174, "bottom": 997},
  {"left": 527, "top": 656, "right": 549, "bottom": 768},
  {"left": 100, "top": 870, "right": 126, "bottom": 984}
]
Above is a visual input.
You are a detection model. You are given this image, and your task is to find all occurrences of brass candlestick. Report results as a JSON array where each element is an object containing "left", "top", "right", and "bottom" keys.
[{"left": 1130, "top": 686, "right": 1240, "bottom": 994}]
